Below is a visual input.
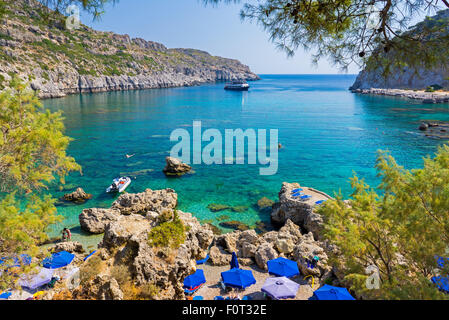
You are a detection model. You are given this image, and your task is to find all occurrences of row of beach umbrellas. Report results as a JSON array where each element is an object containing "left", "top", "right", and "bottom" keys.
[{"left": 183, "top": 253, "right": 355, "bottom": 300}]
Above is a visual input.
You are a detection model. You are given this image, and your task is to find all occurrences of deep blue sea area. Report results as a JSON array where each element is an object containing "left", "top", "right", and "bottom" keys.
[{"left": 43, "top": 74, "right": 449, "bottom": 242}]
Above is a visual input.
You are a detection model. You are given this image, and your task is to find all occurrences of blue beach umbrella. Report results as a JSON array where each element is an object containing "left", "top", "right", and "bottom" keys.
[
  {"left": 230, "top": 252, "right": 239, "bottom": 270},
  {"left": 432, "top": 276, "right": 449, "bottom": 293},
  {"left": 42, "top": 251, "right": 75, "bottom": 269},
  {"left": 262, "top": 277, "right": 300, "bottom": 300},
  {"left": 435, "top": 256, "right": 449, "bottom": 269},
  {"left": 183, "top": 269, "right": 206, "bottom": 290},
  {"left": 267, "top": 257, "right": 300, "bottom": 278},
  {"left": 313, "top": 285, "right": 355, "bottom": 300},
  {"left": 221, "top": 268, "right": 256, "bottom": 289},
  {"left": 0, "top": 292, "right": 12, "bottom": 299}
]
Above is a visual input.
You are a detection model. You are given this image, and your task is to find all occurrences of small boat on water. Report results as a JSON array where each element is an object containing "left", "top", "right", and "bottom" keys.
[
  {"left": 106, "top": 177, "right": 131, "bottom": 193},
  {"left": 224, "top": 80, "right": 250, "bottom": 91}
]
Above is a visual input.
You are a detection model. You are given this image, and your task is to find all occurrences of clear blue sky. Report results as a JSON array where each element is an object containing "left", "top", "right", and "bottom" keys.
[{"left": 80, "top": 0, "right": 360, "bottom": 75}]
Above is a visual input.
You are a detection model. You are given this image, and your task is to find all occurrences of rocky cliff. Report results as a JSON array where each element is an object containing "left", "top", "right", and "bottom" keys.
[
  {"left": 0, "top": 0, "right": 259, "bottom": 98},
  {"left": 351, "top": 10, "right": 449, "bottom": 90}
]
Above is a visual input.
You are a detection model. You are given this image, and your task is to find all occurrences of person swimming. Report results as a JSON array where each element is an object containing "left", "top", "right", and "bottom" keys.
[{"left": 125, "top": 154, "right": 135, "bottom": 159}]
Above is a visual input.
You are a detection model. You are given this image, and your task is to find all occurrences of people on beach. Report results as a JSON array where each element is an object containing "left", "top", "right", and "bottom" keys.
[{"left": 62, "top": 228, "right": 72, "bottom": 242}]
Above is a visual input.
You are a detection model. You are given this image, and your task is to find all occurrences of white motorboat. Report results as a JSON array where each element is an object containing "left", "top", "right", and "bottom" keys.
[
  {"left": 106, "top": 177, "right": 131, "bottom": 193},
  {"left": 224, "top": 80, "right": 250, "bottom": 91}
]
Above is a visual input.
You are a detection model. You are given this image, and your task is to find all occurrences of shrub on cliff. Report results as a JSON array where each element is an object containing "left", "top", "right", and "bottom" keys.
[
  {"left": 318, "top": 145, "right": 449, "bottom": 300},
  {"left": 147, "top": 211, "right": 188, "bottom": 249}
]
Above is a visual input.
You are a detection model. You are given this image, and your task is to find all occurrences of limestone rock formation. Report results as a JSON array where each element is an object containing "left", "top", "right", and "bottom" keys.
[
  {"left": 0, "top": 0, "right": 260, "bottom": 99},
  {"left": 52, "top": 241, "right": 85, "bottom": 254},
  {"left": 254, "top": 243, "right": 278, "bottom": 270},
  {"left": 292, "top": 232, "right": 332, "bottom": 279},
  {"left": 79, "top": 208, "right": 121, "bottom": 234},
  {"left": 162, "top": 157, "right": 192, "bottom": 176},
  {"left": 63, "top": 188, "right": 92, "bottom": 203},
  {"left": 111, "top": 188, "right": 178, "bottom": 215}
]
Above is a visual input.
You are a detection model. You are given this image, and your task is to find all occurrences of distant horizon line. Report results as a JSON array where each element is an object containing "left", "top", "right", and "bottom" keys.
[{"left": 255, "top": 73, "right": 358, "bottom": 76}]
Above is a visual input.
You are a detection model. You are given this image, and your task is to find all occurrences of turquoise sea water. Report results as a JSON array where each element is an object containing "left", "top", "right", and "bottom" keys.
[{"left": 43, "top": 74, "right": 449, "bottom": 241}]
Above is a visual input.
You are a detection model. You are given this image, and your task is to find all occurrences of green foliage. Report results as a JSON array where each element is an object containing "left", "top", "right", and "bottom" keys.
[
  {"left": 148, "top": 211, "right": 188, "bottom": 249},
  {"left": 425, "top": 86, "right": 436, "bottom": 92},
  {"left": 36, "top": 0, "right": 119, "bottom": 22},
  {"left": 205, "top": 1, "right": 449, "bottom": 73},
  {"left": 318, "top": 146, "right": 449, "bottom": 299},
  {"left": 0, "top": 193, "right": 61, "bottom": 290},
  {"left": 0, "top": 77, "right": 80, "bottom": 291},
  {"left": 0, "top": 76, "right": 81, "bottom": 192}
]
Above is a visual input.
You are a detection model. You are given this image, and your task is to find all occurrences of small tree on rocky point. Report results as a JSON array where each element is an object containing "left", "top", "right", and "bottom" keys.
[{"left": 318, "top": 145, "right": 449, "bottom": 299}]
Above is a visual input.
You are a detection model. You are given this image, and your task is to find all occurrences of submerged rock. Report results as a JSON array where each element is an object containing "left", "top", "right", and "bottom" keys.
[
  {"left": 207, "top": 203, "right": 230, "bottom": 212},
  {"left": 162, "top": 157, "right": 192, "bottom": 176},
  {"left": 208, "top": 203, "right": 248, "bottom": 213},
  {"left": 231, "top": 206, "right": 248, "bottom": 213},
  {"left": 257, "top": 197, "right": 275, "bottom": 211},
  {"left": 219, "top": 220, "right": 249, "bottom": 231},
  {"left": 63, "top": 188, "right": 92, "bottom": 203}
]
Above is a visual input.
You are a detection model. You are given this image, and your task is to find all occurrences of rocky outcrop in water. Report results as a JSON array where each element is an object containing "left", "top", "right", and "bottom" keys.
[
  {"left": 0, "top": 0, "right": 259, "bottom": 99},
  {"left": 271, "top": 182, "right": 332, "bottom": 240},
  {"left": 63, "top": 188, "right": 92, "bottom": 203},
  {"left": 162, "top": 157, "right": 192, "bottom": 177}
]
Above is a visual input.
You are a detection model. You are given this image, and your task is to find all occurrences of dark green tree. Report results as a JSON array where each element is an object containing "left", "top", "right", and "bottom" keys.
[{"left": 204, "top": 1, "right": 449, "bottom": 73}]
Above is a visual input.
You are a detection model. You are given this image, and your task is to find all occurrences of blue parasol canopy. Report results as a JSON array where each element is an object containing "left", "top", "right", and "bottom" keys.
[
  {"left": 221, "top": 268, "right": 256, "bottom": 289},
  {"left": 42, "top": 251, "right": 75, "bottom": 269},
  {"left": 262, "top": 277, "right": 299, "bottom": 300},
  {"left": 183, "top": 269, "right": 206, "bottom": 290},
  {"left": 432, "top": 276, "right": 449, "bottom": 293},
  {"left": 0, "top": 292, "right": 12, "bottom": 299},
  {"left": 267, "top": 257, "right": 299, "bottom": 278},
  {"left": 230, "top": 252, "right": 239, "bottom": 270},
  {"left": 313, "top": 284, "right": 355, "bottom": 300},
  {"left": 435, "top": 256, "right": 449, "bottom": 269}
]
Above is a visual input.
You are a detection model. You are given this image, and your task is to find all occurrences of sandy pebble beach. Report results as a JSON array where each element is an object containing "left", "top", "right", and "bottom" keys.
[{"left": 193, "top": 264, "right": 315, "bottom": 301}]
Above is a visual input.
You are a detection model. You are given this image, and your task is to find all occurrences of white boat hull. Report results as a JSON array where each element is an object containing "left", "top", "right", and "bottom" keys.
[{"left": 106, "top": 177, "right": 131, "bottom": 193}]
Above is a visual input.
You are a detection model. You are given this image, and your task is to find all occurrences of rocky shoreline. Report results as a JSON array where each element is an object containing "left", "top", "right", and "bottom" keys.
[
  {"left": 350, "top": 88, "right": 449, "bottom": 104},
  {"left": 39, "top": 182, "right": 344, "bottom": 300},
  {"left": 0, "top": 0, "right": 260, "bottom": 99}
]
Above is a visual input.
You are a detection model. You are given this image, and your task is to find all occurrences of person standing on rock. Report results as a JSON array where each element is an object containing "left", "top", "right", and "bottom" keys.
[{"left": 62, "top": 228, "right": 72, "bottom": 242}]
